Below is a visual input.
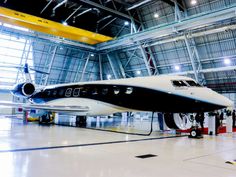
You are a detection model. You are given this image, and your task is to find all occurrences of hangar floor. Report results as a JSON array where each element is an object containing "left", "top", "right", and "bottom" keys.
[{"left": 0, "top": 116, "right": 236, "bottom": 177}]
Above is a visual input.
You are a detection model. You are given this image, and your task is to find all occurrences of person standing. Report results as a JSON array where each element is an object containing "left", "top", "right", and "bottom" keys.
[
  {"left": 199, "top": 112, "right": 205, "bottom": 132},
  {"left": 215, "top": 112, "right": 221, "bottom": 135},
  {"left": 232, "top": 110, "right": 236, "bottom": 129},
  {"left": 220, "top": 111, "right": 224, "bottom": 127}
]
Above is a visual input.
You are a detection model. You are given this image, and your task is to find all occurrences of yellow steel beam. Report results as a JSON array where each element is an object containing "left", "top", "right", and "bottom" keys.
[{"left": 0, "top": 7, "right": 113, "bottom": 45}]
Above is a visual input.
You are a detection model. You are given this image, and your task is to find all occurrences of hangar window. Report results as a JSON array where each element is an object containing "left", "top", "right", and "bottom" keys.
[
  {"left": 113, "top": 87, "right": 120, "bottom": 95},
  {"left": 185, "top": 80, "right": 202, "bottom": 87},
  {"left": 125, "top": 87, "right": 133, "bottom": 94},
  {"left": 0, "top": 26, "right": 34, "bottom": 86},
  {"left": 172, "top": 80, "right": 187, "bottom": 87},
  {"left": 65, "top": 88, "right": 72, "bottom": 97},
  {"left": 73, "top": 88, "right": 80, "bottom": 97}
]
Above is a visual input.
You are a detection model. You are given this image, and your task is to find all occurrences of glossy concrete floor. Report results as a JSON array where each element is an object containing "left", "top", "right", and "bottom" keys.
[{"left": 0, "top": 117, "right": 236, "bottom": 177}]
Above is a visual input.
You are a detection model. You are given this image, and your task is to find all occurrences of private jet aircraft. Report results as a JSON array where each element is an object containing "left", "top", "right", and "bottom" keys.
[{"left": 0, "top": 64, "right": 233, "bottom": 116}]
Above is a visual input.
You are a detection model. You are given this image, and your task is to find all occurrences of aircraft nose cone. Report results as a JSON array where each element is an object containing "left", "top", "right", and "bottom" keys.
[
  {"left": 222, "top": 97, "right": 234, "bottom": 107},
  {"left": 213, "top": 92, "right": 234, "bottom": 107}
]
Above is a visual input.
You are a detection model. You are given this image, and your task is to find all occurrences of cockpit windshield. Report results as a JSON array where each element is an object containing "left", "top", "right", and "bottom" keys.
[
  {"left": 172, "top": 81, "right": 188, "bottom": 87},
  {"left": 185, "top": 80, "right": 202, "bottom": 87},
  {"left": 172, "top": 80, "right": 202, "bottom": 87}
]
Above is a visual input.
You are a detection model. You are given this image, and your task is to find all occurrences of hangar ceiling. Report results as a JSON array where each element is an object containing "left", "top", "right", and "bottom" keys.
[{"left": 0, "top": 0, "right": 185, "bottom": 37}]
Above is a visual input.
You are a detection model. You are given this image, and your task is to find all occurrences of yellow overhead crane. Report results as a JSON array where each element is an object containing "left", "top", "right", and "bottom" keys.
[{"left": 0, "top": 7, "right": 113, "bottom": 45}]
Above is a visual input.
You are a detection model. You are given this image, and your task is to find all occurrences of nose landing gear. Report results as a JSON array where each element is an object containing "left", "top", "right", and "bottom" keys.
[{"left": 188, "top": 115, "right": 203, "bottom": 139}]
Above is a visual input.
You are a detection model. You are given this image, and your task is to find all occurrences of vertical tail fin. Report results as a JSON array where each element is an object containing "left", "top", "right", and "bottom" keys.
[{"left": 24, "top": 63, "right": 32, "bottom": 83}]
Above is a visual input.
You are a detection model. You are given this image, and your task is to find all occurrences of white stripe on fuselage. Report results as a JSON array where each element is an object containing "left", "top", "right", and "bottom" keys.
[{"left": 45, "top": 97, "right": 135, "bottom": 116}]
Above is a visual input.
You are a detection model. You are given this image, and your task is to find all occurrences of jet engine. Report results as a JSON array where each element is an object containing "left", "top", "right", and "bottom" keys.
[{"left": 11, "top": 82, "right": 35, "bottom": 97}]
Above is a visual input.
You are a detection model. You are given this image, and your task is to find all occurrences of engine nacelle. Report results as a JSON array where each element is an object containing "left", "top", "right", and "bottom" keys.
[{"left": 11, "top": 82, "right": 35, "bottom": 97}]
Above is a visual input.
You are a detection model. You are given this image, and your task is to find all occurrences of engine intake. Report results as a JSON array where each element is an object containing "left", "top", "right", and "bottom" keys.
[{"left": 12, "top": 82, "right": 35, "bottom": 97}]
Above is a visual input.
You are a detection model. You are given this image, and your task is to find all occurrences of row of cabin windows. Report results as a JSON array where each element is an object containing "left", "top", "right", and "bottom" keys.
[
  {"left": 172, "top": 80, "right": 202, "bottom": 87},
  {"left": 46, "top": 87, "right": 133, "bottom": 97}
]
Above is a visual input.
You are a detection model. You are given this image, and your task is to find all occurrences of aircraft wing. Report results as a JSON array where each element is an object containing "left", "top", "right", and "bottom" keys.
[{"left": 0, "top": 101, "right": 89, "bottom": 113}]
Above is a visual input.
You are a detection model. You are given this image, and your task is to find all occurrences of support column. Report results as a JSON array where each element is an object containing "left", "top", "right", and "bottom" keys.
[
  {"left": 15, "top": 39, "right": 32, "bottom": 83},
  {"left": 184, "top": 34, "right": 206, "bottom": 84},
  {"left": 135, "top": 10, "right": 159, "bottom": 75},
  {"left": 174, "top": 0, "right": 182, "bottom": 22},
  {"left": 44, "top": 46, "right": 58, "bottom": 85},
  {"left": 139, "top": 45, "right": 152, "bottom": 76},
  {"left": 99, "top": 54, "right": 103, "bottom": 80},
  {"left": 80, "top": 53, "right": 90, "bottom": 82},
  {"left": 107, "top": 54, "right": 118, "bottom": 79},
  {"left": 74, "top": 53, "right": 86, "bottom": 82}
]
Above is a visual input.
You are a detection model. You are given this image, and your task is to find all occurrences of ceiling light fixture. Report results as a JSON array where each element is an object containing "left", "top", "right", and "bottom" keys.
[
  {"left": 124, "top": 21, "right": 129, "bottom": 26},
  {"left": 224, "top": 58, "right": 231, "bottom": 65},
  {"left": 174, "top": 65, "right": 180, "bottom": 71},
  {"left": 154, "top": 13, "right": 159, "bottom": 18},
  {"left": 62, "top": 21, "right": 68, "bottom": 26},
  {"left": 191, "top": 0, "right": 197, "bottom": 5}
]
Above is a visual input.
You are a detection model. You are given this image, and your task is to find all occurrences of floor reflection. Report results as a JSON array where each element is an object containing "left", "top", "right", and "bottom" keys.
[{"left": 55, "top": 114, "right": 185, "bottom": 137}]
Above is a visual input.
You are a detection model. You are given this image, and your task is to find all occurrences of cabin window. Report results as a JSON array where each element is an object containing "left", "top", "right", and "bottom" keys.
[
  {"left": 47, "top": 90, "right": 51, "bottom": 96},
  {"left": 113, "top": 87, "right": 120, "bottom": 95},
  {"left": 65, "top": 88, "right": 72, "bottom": 97},
  {"left": 185, "top": 80, "right": 202, "bottom": 87},
  {"left": 172, "top": 80, "right": 187, "bottom": 87},
  {"left": 73, "top": 88, "right": 80, "bottom": 97},
  {"left": 102, "top": 88, "right": 108, "bottom": 95},
  {"left": 125, "top": 87, "right": 133, "bottom": 94},
  {"left": 92, "top": 88, "right": 98, "bottom": 95},
  {"left": 58, "top": 89, "right": 65, "bottom": 96},
  {"left": 80, "top": 87, "right": 88, "bottom": 95},
  {"left": 53, "top": 90, "right": 57, "bottom": 96}
]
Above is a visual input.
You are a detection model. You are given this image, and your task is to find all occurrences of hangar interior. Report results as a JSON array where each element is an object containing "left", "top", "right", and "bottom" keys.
[
  {"left": 0, "top": 0, "right": 235, "bottom": 130},
  {"left": 0, "top": 0, "right": 236, "bottom": 177}
]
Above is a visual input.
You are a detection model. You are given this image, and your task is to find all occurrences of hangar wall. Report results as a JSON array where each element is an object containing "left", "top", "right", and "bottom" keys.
[
  {"left": 33, "top": 42, "right": 100, "bottom": 85},
  {"left": 100, "top": 0, "right": 236, "bottom": 95}
]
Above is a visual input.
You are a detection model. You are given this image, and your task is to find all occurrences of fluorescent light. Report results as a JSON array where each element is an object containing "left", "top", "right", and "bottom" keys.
[
  {"left": 154, "top": 13, "right": 159, "bottom": 18},
  {"left": 224, "top": 58, "right": 231, "bottom": 65},
  {"left": 174, "top": 65, "right": 180, "bottom": 71},
  {"left": 124, "top": 21, "right": 129, "bottom": 26},
  {"left": 191, "top": 0, "right": 197, "bottom": 5},
  {"left": 90, "top": 54, "right": 95, "bottom": 57}
]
